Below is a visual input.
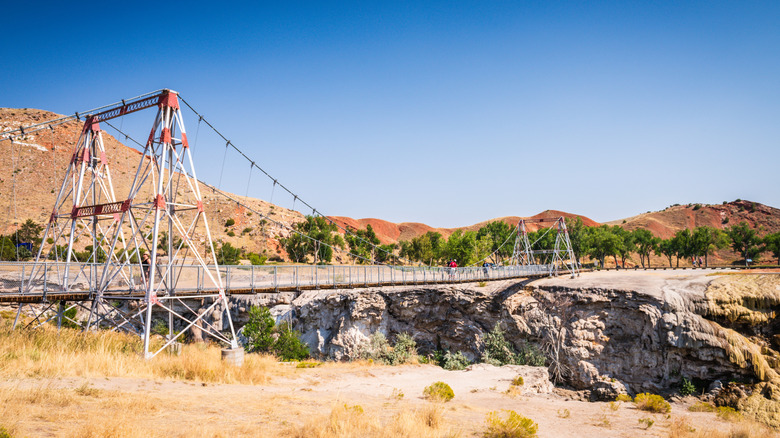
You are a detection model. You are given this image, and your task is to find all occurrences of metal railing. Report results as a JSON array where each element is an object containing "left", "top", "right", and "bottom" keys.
[{"left": 0, "top": 261, "right": 552, "bottom": 298}]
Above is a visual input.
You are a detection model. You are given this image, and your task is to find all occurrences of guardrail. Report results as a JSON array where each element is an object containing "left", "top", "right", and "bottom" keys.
[
  {"left": 598, "top": 265, "right": 774, "bottom": 271},
  {"left": 0, "top": 262, "right": 554, "bottom": 299}
]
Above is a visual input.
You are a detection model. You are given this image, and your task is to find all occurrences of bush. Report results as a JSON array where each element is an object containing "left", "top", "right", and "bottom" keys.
[
  {"left": 634, "top": 393, "right": 671, "bottom": 413},
  {"left": 638, "top": 418, "right": 654, "bottom": 429},
  {"left": 225, "top": 218, "right": 235, "bottom": 227},
  {"left": 484, "top": 410, "right": 538, "bottom": 438},
  {"left": 242, "top": 306, "right": 309, "bottom": 361},
  {"left": 679, "top": 376, "right": 697, "bottom": 396},
  {"left": 273, "top": 322, "right": 309, "bottom": 361},
  {"left": 442, "top": 351, "right": 470, "bottom": 370},
  {"left": 481, "top": 324, "right": 545, "bottom": 367},
  {"left": 615, "top": 394, "right": 633, "bottom": 403},
  {"left": 242, "top": 227, "right": 252, "bottom": 235},
  {"left": 226, "top": 231, "right": 236, "bottom": 237},
  {"left": 217, "top": 242, "right": 242, "bottom": 265},
  {"left": 512, "top": 376, "right": 524, "bottom": 386},
  {"left": 247, "top": 253, "right": 267, "bottom": 265},
  {"left": 423, "top": 381, "right": 454, "bottom": 402},
  {"left": 389, "top": 333, "right": 417, "bottom": 365},
  {"left": 360, "top": 332, "right": 417, "bottom": 365}
]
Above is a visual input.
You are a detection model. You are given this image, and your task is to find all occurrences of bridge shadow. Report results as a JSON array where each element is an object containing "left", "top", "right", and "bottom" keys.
[{"left": 489, "top": 277, "right": 539, "bottom": 313}]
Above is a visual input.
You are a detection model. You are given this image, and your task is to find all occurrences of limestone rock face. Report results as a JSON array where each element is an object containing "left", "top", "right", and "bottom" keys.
[{"left": 270, "top": 273, "right": 772, "bottom": 394}]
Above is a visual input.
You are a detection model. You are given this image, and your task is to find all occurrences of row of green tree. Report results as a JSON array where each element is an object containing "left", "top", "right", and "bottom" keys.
[
  {"left": 566, "top": 218, "right": 780, "bottom": 268},
  {"left": 5, "top": 216, "right": 780, "bottom": 268}
]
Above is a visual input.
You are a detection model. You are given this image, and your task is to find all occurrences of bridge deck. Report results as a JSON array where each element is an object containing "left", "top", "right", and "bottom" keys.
[{"left": 0, "top": 272, "right": 550, "bottom": 304}]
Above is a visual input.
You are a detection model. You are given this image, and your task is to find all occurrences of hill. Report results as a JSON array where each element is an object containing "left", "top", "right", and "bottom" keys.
[
  {"left": 607, "top": 200, "right": 780, "bottom": 239},
  {"left": 0, "top": 108, "right": 304, "bottom": 260},
  {"left": 3, "top": 107, "right": 780, "bottom": 265}
]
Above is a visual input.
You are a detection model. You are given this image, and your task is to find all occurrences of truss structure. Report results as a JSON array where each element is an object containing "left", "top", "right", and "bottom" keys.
[
  {"left": 510, "top": 217, "right": 579, "bottom": 277},
  {"left": 13, "top": 89, "right": 238, "bottom": 358}
]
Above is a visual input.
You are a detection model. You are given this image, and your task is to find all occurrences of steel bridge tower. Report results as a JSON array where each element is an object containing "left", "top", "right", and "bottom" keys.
[
  {"left": 13, "top": 90, "right": 238, "bottom": 358},
  {"left": 510, "top": 217, "right": 579, "bottom": 278}
]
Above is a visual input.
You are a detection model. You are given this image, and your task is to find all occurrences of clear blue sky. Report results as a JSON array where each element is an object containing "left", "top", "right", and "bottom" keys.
[{"left": 2, "top": 1, "right": 779, "bottom": 227}]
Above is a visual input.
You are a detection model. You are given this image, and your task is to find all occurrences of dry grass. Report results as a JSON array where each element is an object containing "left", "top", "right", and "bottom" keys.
[
  {"left": 0, "top": 322, "right": 285, "bottom": 384},
  {"left": 667, "top": 416, "right": 776, "bottom": 438},
  {"left": 281, "top": 402, "right": 459, "bottom": 438},
  {"left": 0, "top": 379, "right": 306, "bottom": 438}
]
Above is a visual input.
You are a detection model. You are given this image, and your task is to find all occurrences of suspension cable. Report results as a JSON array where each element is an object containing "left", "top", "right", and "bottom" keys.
[
  {"left": 467, "top": 223, "right": 519, "bottom": 267},
  {"left": 177, "top": 95, "right": 408, "bottom": 265},
  {"left": 100, "top": 121, "right": 383, "bottom": 265}
]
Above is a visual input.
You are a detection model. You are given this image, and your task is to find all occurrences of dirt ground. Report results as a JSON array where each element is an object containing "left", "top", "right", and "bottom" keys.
[{"left": 1, "top": 362, "right": 761, "bottom": 438}]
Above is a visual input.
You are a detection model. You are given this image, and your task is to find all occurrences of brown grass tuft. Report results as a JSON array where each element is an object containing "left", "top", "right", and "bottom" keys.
[
  {"left": 0, "top": 325, "right": 282, "bottom": 384},
  {"left": 282, "top": 403, "right": 459, "bottom": 438}
]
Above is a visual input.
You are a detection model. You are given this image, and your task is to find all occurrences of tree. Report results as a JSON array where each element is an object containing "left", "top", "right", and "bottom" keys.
[
  {"left": 399, "top": 231, "right": 444, "bottom": 265},
  {"left": 345, "top": 224, "right": 380, "bottom": 264},
  {"left": 375, "top": 243, "right": 399, "bottom": 264},
  {"left": 632, "top": 229, "right": 659, "bottom": 268},
  {"left": 612, "top": 226, "right": 634, "bottom": 268},
  {"left": 671, "top": 229, "right": 693, "bottom": 267},
  {"left": 691, "top": 226, "right": 728, "bottom": 267},
  {"left": 442, "top": 230, "right": 478, "bottom": 266},
  {"left": 565, "top": 217, "right": 590, "bottom": 266},
  {"left": 476, "top": 221, "right": 515, "bottom": 265},
  {"left": 217, "top": 242, "right": 242, "bottom": 265},
  {"left": 0, "top": 236, "right": 17, "bottom": 261},
  {"left": 16, "top": 219, "right": 43, "bottom": 246},
  {"left": 280, "top": 216, "right": 344, "bottom": 264},
  {"left": 655, "top": 238, "right": 676, "bottom": 268},
  {"left": 727, "top": 222, "right": 763, "bottom": 266},
  {"left": 586, "top": 225, "right": 621, "bottom": 268},
  {"left": 763, "top": 233, "right": 780, "bottom": 265}
]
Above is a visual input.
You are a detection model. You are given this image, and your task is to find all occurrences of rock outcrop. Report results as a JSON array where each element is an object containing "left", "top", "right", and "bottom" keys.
[{"left": 251, "top": 271, "right": 780, "bottom": 398}]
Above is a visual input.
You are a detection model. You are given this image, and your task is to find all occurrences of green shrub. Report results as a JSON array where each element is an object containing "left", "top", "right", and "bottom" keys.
[
  {"left": 273, "top": 322, "right": 309, "bottom": 361},
  {"left": 360, "top": 332, "right": 417, "bottom": 365},
  {"left": 423, "top": 381, "right": 454, "bottom": 402},
  {"left": 151, "top": 319, "right": 169, "bottom": 336},
  {"left": 679, "top": 376, "right": 697, "bottom": 396},
  {"left": 242, "top": 306, "right": 309, "bottom": 361},
  {"left": 638, "top": 418, "right": 654, "bottom": 429},
  {"left": 389, "top": 333, "right": 417, "bottom": 365},
  {"left": 225, "top": 218, "right": 235, "bottom": 227},
  {"left": 615, "top": 394, "right": 633, "bottom": 403},
  {"left": 247, "top": 253, "right": 267, "bottom": 265},
  {"left": 481, "top": 324, "right": 545, "bottom": 367},
  {"left": 634, "top": 393, "right": 671, "bottom": 413},
  {"left": 442, "top": 351, "right": 470, "bottom": 370},
  {"left": 484, "top": 410, "right": 538, "bottom": 438},
  {"left": 226, "top": 231, "right": 235, "bottom": 237},
  {"left": 512, "top": 376, "right": 524, "bottom": 386},
  {"left": 242, "top": 227, "right": 253, "bottom": 235},
  {"left": 0, "top": 426, "right": 12, "bottom": 438}
]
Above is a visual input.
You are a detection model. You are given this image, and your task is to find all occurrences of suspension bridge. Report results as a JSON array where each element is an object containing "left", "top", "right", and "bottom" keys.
[{"left": 0, "top": 89, "right": 579, "bottom": 358}]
